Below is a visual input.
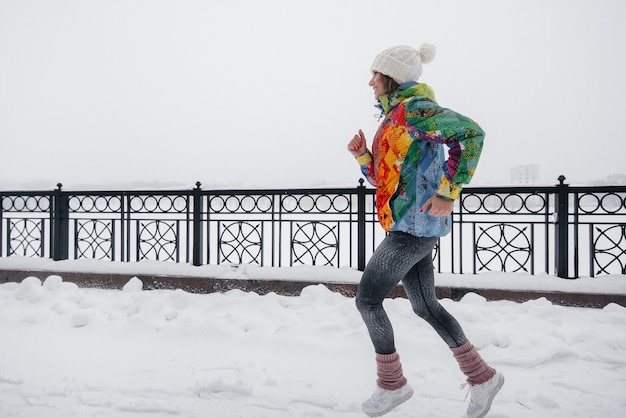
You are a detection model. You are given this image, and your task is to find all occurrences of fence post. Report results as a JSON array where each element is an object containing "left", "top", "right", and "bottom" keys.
[
  {"left": 52, "top": 183, "right": 69, "bottom": 260},
  {"left": 357, "top": 179, "right": 366, "bottom": 271},
  {"left": 192, "top": 182, "right": 203, "bottom": 266},
  {"left": 555, "top": 175, "right": 569, "bottom": 278}
]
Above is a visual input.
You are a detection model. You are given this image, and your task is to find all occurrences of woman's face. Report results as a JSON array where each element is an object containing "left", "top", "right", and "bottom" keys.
[{"left": 369, "top": 71, "right": 386, "bottom": 99}]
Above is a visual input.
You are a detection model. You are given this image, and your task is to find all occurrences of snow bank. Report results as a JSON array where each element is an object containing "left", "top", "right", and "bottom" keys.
[{"left": 1, "top": 272, "right": 625, "bottom": 417}]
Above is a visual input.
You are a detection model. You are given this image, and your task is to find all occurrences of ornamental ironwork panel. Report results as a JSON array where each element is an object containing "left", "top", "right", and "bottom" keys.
[
  {"left": 592, "top": 224, "right": 626, "bottom": 275},
  {"left": 451, "top": 187, "right": 553, "bottom": 275},
  {"left": 218, "top": 221, "right": 263, "bottom": 264},
  {"left": 1, "top": 194, "right": 51, "bottom": 258},
  {"left": 577, "top": 192, "right": 625, "bottom": 215},
  {"left": 572, "top": 188, "right": 626, "bottom": 276},
  {"left": 203, "top": 187, "right": 380, "bottom": 269},
  {"left": 137, "top": 220, "right": 180, "bottom": 262},
  {"left": 67, "top": 194, "right": 122, "bottom": 261},
  {"left": 8, "top": 219, "right": 44, "bottom": 257},
  {"left": 475, "top": 224, "right": 532, "bottom": 273},
  {"left": 291, "top": 221, "right": 339, "bottom": 266},
  {"left": 75, "top": 219, "right": 114, "bottom": 260},
  {"left": 64, "top": 192, "right": 192, "bottom": 263},
  {"left": 460, "top": 191, "right": 549, "bottom": 214},
  {"left": 2, "top": 194, "right": 51, "bottom": 212}
]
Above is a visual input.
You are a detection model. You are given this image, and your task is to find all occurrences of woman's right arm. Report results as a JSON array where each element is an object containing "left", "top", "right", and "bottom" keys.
[
  {"left": 347, "top": 129, "right": 376, "bottom": 186},
  {"left": 347, "top": 129, "right": 368, "bottom": 156}
]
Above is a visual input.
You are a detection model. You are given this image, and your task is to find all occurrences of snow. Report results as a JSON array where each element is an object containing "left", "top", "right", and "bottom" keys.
[
  {"left": 1, "top": 258, "right": 626, "bottom": 417},
  {"left": 3, "top": 256, "right": 626, "bottom": 295}
]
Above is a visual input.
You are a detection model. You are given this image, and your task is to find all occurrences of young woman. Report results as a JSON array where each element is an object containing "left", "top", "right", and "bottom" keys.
[{"left": 347, "top": 44, "right": 504, "bottom": 418}]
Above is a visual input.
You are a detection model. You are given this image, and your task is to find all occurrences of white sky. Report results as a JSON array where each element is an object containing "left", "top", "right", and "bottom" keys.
[{"left": 1, "top": 0, "right": 625, "bottom": 190}]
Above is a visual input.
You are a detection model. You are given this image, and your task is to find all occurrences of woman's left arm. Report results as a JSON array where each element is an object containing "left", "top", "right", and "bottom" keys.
[{"left": 431, "top": 109, "right": 485, "bottom": 200}]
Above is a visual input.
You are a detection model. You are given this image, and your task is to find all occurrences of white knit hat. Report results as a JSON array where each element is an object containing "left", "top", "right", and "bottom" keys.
[{"left": 370, "top": 43, "right": 436, "bottom": 84}]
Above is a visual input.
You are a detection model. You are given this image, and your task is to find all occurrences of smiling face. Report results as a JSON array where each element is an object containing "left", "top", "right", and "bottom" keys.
[
  {"left": 369, "top": 71, "right": 386, "bottom": 99},
  {"left": 369, "top": 71, "right": 399, "bottom": 100}
]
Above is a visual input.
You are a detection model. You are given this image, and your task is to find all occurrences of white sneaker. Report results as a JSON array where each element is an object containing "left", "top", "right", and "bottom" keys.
[
  {"left": 462, "top": 372, "right": 504, "bottom": 418},
  {"left": 362, "top": 384, "right": 413, "bottom": 417}
]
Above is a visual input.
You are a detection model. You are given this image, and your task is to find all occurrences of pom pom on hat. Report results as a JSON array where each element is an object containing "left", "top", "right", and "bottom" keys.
[{"left": 370, "top": 43, "right": 436, "bottom": 84}]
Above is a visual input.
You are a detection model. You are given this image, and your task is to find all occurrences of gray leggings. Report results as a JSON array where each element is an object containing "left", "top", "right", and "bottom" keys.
[{"left": 356, "top": 232, "right": 468, "bottom": 354}]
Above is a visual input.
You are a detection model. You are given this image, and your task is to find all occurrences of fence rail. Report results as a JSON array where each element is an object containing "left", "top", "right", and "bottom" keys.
[{"left": 1, "top": 176, "right": 625, "bottom": 278}]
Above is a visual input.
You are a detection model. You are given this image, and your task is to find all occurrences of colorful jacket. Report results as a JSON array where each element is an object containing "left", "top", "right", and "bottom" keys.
[{"left": 356, "top": 82, "right": 484, "bottom": 237}]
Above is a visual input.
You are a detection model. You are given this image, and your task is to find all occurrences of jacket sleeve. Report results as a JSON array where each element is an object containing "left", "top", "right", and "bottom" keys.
[
  {"left": 355, "top": 151, "right": 376, "bottom": 187},
  {"left": 435, "top": 110, "right": 484, "bottom": 200},
  {"left": 408, "top": 103, "right": 485, "bottom": 200}
]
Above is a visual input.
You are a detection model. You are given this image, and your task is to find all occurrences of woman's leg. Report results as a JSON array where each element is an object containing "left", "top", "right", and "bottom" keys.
[
  {"left": 356, "top": 232, "right": 435, "bottom": 408},
  {"left": 355, "top": 233, "right": 438, "bottom": 354},
  {"left": 401, "top": 253, "right": 468, "bottom": 348},
  {"left": 401, "top": 250, "right": 496, "bottom": 386}
]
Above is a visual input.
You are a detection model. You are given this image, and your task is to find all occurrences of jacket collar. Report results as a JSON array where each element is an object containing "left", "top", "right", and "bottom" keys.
[{"left": 377, "top": 82, "right": 437, "bottom": 114}]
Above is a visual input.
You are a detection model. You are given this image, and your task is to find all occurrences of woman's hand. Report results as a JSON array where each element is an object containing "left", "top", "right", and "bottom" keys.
[
  {"left": 347, "top": 129, "right": 368, "bottom": 157},
  {"left": 420, "top": 196, "right": 455, "bottom": 217}
]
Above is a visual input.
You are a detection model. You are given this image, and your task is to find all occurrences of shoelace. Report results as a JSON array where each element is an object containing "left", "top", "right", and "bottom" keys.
[
  {"left": 370, "top": 387, "right": 387, "bottom": 402},
  {"left": 459, "top": 382, "right": 477, "bottom": 402}
]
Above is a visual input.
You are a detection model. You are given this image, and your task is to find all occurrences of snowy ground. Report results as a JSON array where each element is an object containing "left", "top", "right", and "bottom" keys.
[{"left": 1, "top": 259, "right": 626, "bottom": 417}]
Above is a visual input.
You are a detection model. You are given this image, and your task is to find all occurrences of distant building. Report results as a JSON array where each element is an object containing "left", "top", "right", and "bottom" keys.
[
  {"left": 511, "top": 164, "right": 540, "bottom": 184},
  {"left": 592, "top": 173, "right": 626, "bottom": 186}
]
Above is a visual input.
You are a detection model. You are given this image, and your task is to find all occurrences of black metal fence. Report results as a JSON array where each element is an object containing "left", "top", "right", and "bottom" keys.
[{"left": 1, "top": 176, "right": 625, "bottom": 278}]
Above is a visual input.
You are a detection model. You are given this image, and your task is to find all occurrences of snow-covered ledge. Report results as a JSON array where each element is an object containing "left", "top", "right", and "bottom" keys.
[{"left": 1, "top": 257, "right": 625, "bottom": 308}]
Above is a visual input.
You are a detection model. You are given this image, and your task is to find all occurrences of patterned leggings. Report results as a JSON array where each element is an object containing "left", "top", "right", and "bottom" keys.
[{"left": 356, "top": 232, "right": 468, "bottom": 354}]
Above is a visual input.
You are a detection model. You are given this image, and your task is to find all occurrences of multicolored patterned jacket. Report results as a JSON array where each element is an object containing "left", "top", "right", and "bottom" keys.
[{"left": 356, "top": 82, "right": 484, "bottom": 237}]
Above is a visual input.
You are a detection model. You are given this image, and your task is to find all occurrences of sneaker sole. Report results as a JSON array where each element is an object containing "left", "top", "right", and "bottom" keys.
[
  {"left": 473, "top": 374, "right": 505, "bottom": 418},
  {"left": 363, "top": 387, "right": 414, "bottom": 417}
]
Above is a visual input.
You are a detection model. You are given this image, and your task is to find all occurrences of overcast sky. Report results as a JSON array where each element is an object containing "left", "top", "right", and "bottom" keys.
[{"left": 1, "top": 0, "right": 624, "bottom": 190}]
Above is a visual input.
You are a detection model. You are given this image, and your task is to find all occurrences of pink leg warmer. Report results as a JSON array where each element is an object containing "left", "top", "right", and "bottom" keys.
[
  {"left": 376, "top": 352, "right": 408, "bottom": 390},
  {"left": 451, "top": 342, "right": 496, "bottom": 385}
]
